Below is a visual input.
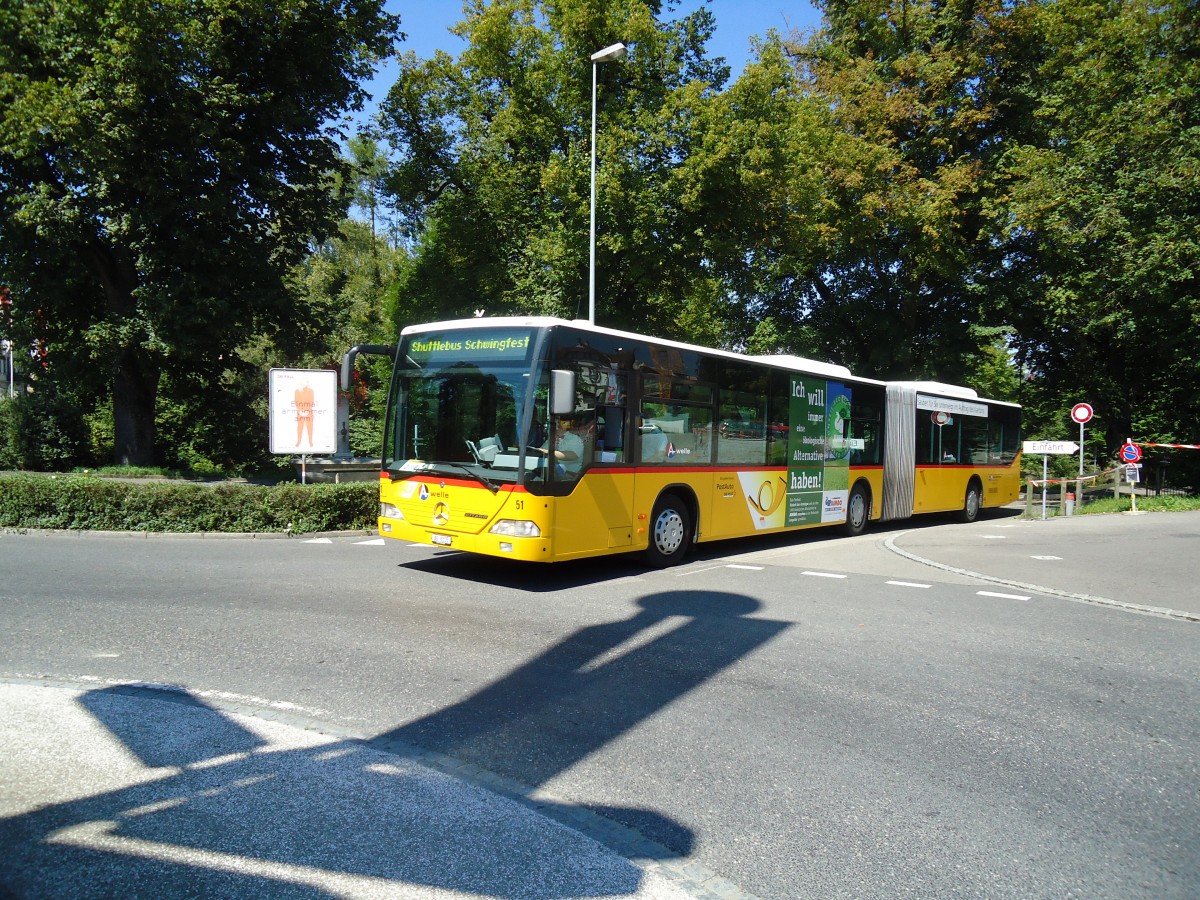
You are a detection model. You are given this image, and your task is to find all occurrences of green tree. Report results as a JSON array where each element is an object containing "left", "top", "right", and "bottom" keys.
[
  {"left": 670, "top": 34, "right": 846, "bottom": 355},
  {"left": 0, "top": 0, "right": 399, "bottom": 465},
  {"left": 785, "top": 0, "right": 1021, "bottom": 382},
  {"left": 342, "top": 134, "right": 397, "bottom": 252},
  {"left": 376, "top": 0, "right": 732, "bottom": 339},
  {"left": 991, "top": 0, "right": 1200, "bottom": 456},
  {"left": 286, "top": 215, "right": 406, "bottom": 457}
]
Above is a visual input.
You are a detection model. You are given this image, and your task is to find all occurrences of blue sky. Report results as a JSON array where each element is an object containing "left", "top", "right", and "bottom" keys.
[{"left": 360, "top": 1, "right": 823, "bottom": 116}]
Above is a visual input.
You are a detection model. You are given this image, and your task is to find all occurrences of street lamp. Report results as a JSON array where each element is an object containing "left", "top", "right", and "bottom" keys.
[{"left": 589, "top": 41, "right": 626, "bottom": 326}]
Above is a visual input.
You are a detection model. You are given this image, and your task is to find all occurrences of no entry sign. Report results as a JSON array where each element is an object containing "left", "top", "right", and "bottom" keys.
[{"left": 1071, "top": 402, "right": 1093, "bottom": 424}]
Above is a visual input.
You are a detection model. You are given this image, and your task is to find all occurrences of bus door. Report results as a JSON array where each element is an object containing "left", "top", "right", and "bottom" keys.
[{"left": 546, "top": 366, "right": 636, "bottom": 558}]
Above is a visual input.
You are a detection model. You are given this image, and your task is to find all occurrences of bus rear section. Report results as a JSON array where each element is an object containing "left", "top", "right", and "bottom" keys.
[{"left": 880, "top": 383, "right": 1022, "bottom": 524}]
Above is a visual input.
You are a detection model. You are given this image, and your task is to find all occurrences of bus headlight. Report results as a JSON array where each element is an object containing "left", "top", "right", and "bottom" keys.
[
  {"left": 489, "top": 520, "right": 541, "bottom": 538},
  {"left": 380, "top": 502, "right": 403, "bottom": 520}
]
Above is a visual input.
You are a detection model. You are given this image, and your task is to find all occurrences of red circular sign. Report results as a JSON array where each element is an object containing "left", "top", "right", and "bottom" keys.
[
  {"left": 931, "top": 411, "right": 950, "bottom": 426},
  {"left": 1071, "top": 403, "right": 1094, "bottom": 424},
  {"left": 1120, "top": 442, "right": 1142, "bottom": 462}
]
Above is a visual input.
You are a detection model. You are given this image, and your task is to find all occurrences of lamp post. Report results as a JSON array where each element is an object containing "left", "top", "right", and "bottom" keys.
[{"left": 589, "top": 41, "right": 626, "bottom": 326}]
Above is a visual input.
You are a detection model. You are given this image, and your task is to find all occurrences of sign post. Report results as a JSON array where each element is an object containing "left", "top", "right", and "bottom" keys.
[
  {"left": 1120, "top": 440, "right": 1143, "bottom": 514},
  {"left": 1070, "top": 403, "right": 1093, "bottom": 477},
  {"left": 1023, "top": 441, "right": 1081, "bottom": 519}
]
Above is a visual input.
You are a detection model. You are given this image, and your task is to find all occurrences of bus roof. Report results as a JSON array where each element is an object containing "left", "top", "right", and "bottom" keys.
[
  {"left": 400, "top": 316, "right": 866, "bottom": 381},
  {"left": 890, "top": 380, "right": 979, "bottom": 400},
  {"left": 890, "top": 380, "right": 1021, "bottom": 408}
]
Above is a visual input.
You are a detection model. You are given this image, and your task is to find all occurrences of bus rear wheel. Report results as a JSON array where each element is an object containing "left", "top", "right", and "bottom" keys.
[
  {"left": 959, "top": 481, "right": 982, "bottom": 523},
  {"left": 843, "top": 483, "right": 870, "bottom": 537},
  {"left": 644, "top": 493, "right": 692, "bottom": 567}
]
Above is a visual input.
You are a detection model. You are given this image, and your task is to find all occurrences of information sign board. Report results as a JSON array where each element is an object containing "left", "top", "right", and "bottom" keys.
[{"left": 269, "top": 368, "right": 338, "bottom": 455}]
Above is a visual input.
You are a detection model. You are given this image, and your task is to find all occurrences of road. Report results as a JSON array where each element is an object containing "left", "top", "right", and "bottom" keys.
[{"left": 2, "top": 509, "right": 1198, "bottom": 898}]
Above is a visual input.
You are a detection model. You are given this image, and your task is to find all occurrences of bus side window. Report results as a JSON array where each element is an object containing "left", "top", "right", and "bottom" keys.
[
  {"left": 848, "top": 386, "right": 884, "bottom": 466},
  {"left": 599, "top": 407, "right": 625, "bottom": 461},
  {"left": 963, "top": 418, "right": 988, "bottom": 464}
]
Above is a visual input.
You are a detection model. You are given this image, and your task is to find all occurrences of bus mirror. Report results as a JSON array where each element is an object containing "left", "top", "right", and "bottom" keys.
[
  {"left": 550, "top": 369, "right": 576, "bottom": 416},
  {"left": 340, "top": 344, "right": 395, "bottom": 391}
]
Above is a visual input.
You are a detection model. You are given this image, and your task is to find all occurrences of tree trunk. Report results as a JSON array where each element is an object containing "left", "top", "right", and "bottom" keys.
[
  {"left": 112, "top": 345, "right": 159, "bottom": 466},
  {"left": 79, "top": 236, "right": 159, "bottom": 466}
]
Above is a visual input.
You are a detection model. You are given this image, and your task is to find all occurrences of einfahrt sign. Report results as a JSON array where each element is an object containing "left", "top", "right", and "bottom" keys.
[{"left": 1023, "top": 440, "right": 1080, "bottom": 455}]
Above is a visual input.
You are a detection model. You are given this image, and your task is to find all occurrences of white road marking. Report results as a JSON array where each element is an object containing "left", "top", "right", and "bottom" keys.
[
  {"left": 726, "top": 564, "right": 764, "bottom": 570},
  {"left": 1031, "top": 555, "right": 1062, "bottom": 560},
  {"left": 977, "top": 590, "right": 1030, "bottom": 601},
  {"left": 674, "top": 565, "right": 725, "bottom": 576},
  {"left": 802, "top": 571, "right": 846, "bottom": 579},
  {"left": 886, "top": 581, "right": 931, "bottom": 589}
]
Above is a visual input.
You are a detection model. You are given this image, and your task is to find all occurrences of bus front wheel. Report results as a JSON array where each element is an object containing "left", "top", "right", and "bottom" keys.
[
  {"left": 645, "top": 493, "right": 692, "bottom": 567},
  {"left": 959, "top": 481, "right": 982, "bottom": 523}
]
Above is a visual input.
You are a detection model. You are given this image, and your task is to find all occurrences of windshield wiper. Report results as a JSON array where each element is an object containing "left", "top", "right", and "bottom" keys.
[
  {"left": 434, "top": 462, "right": 500, "bottom": 494},
  {"left": 386, "top": 460, "right": 499, "bottom": 493}
]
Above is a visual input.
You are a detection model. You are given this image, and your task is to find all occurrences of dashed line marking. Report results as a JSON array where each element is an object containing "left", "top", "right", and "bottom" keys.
[
  {"left": 303, "top": 538, "right": 333, "bottom": 544},
  {"left": 355, "top": 538, "right": 386, "bottom": 545},
  {"left": 977, "top": 590, "right": 1030, "bottom": 601},
  {"left": 802, "top": 571, "right": 847, "bottom": 579},
  {"left": 886, "top": 580, "right": 931, "bottom": 589},
  {"left": 675, "top": 565, "right": 725, "bottom": 577},
  {"left": 727, "top": 564, "right": 764, "bottom": 571},
  {"left": 1031, "top": 555, "right": 1062, "bottom": 560}
]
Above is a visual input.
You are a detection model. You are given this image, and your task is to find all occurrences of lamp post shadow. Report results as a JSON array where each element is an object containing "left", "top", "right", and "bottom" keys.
[
  {"left": 371, "top": 590, "right": 788, "bottom": 848},
  {"left": 1, "top": 590, "right": 787, "bottom": 898}
]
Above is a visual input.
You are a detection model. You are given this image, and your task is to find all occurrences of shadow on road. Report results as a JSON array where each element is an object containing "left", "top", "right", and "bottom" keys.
[
  {"left": 1, "top": 590, "right": 787, "bottom": 898},
  {"left": 398, "top": 507, "right": 1023, "bottom": 593}
]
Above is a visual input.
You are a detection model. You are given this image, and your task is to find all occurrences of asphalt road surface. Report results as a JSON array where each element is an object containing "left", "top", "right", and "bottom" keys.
[{"left": 2, "top": 509, "right": 1197, "bottom": 899}]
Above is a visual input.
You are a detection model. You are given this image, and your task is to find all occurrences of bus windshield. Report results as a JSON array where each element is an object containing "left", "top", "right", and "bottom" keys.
[{"left": 384, "top": 328, "right": 545, "bottom": 487}]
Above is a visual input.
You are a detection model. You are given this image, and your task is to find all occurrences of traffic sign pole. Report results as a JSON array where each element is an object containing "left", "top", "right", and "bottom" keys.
[
  {"left": 1079, "top": 421, "right": 1085, "bottom": 477},
  {"left": 1120, "top": 439, "right": 1143, "bottom": 514},
  {"left": 1071, "top": 402, "right": 1093, "bottom": 478},
  {"left": 1042, "top": 454, "right": 1048, "bottom": 520}
]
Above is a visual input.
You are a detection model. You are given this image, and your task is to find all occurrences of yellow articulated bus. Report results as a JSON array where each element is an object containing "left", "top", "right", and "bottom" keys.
[{"left": 375, "top": 317, "right": 1021, "bottom": 566}]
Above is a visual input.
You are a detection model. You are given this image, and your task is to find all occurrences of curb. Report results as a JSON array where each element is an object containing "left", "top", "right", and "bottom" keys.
[
  {"left": 883, "top": 531, "right": 1199, "bottom": 623},
  {"left": 0, "top": 528, "right": 375, "bottom": 540}
]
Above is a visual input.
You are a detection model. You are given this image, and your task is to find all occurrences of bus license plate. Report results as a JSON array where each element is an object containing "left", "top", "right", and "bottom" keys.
[{"left": 431, "top": 533, "right": 452, "bottom": 546}]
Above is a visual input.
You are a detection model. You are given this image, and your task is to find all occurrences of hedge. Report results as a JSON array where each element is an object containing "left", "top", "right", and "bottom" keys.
[{"left": 0, "top": 475, "right": 378, "bottom": 534}]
